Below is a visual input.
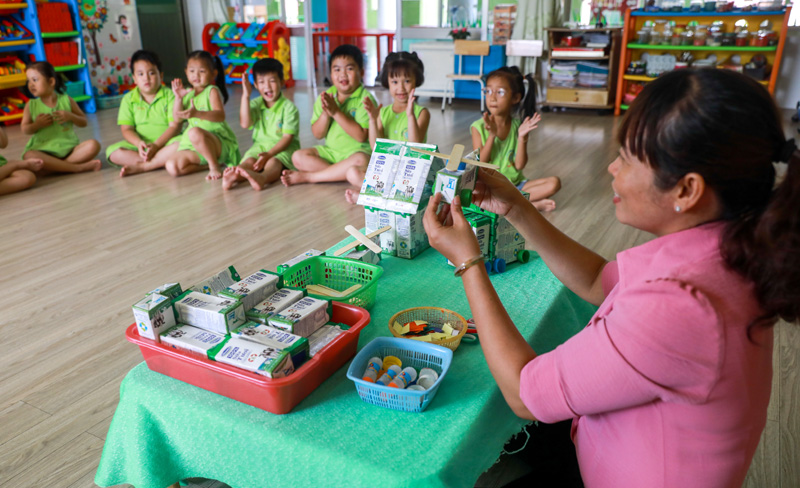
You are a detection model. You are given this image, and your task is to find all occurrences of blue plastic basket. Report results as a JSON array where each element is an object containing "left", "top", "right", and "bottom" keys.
[{"left": 346, "top": 337, "right": 453, "bottom": 412}]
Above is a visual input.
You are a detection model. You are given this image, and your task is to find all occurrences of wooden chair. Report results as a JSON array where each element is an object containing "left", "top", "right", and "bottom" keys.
[
  {"left": 505, "top": 39, "right": 545, "bottom": 105},
  {"left": 442, "top": 40, "right": 491, "bottom": 112}
]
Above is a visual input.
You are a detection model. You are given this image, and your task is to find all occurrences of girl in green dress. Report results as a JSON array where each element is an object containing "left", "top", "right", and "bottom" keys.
[
  {"left": 470, "top": 66, "right": 560, "bottom": 212},
  {"left": 166, "top": 51, "right": 240, "bottom": 180},
  {"left": 0, "top": 126, "right": 43, "bottom": 196},
  {"left": 21, "top": 62, "right": 101, "bottom": 173},
  {"left": 345, "top": 51, "right": 430, "bottom": 204}
]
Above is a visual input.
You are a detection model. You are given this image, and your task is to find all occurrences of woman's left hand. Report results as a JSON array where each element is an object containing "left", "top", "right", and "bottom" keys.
[{"left": 423, "top": 193, "right": 482, "bottom": 266}]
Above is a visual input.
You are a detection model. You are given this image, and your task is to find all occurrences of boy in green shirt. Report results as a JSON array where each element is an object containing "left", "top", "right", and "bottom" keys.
[
  {"left": 223, "top": 58, "right": 299, "bottom": 191},
  {"left": 106, "top": 50, "right": 182, "bottom": 177},
  {"left": 281, "top": 44, "right": 376, "bottom": 187}
]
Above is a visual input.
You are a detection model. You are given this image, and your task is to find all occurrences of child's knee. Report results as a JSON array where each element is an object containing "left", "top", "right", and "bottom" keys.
[
  {"left": 16, "top": 170, "right": 36, "bottom": 189},
  {"left": 187, "top": 127, "right": 206, "bottom": 145},
  {"left": 165, "top": 159, "right": 180, "bottom": 177},
  {"left": 291, "top": 149, "right": 306, "bottom": 165},
  {"left": 88, "top": 139, "right": 101, "bottom": 153},
  {"left": 548, "top": 176, "right": 562, "bottom": 193}
]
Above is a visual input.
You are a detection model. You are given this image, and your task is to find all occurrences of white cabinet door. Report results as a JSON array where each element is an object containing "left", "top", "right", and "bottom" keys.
[{"left": 409, "top": 41, "right": 455, "bottom": 98}]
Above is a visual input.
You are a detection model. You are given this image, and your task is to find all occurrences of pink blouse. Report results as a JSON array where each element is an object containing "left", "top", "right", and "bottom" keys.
[{"left": 520, "top": 222, "right": 773, "bottom": 488}]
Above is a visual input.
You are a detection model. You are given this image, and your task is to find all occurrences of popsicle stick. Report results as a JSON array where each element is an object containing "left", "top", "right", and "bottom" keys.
[
  {"left": 332, "top": 225, "right": 392, "bottom": 257},
  {"left": 307, "top": 284, "right": 344, "bottom": 297},
  {"left": 445, "top": 144, "right": 465, "bottom": 171},
  {"left": 414, "top": 147, "right": 498, "bottom": 170}
]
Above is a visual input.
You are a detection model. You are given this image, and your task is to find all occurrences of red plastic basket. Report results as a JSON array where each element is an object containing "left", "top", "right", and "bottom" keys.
[{"left": 125, "top": 301, "right": 371, "bottom": 414}]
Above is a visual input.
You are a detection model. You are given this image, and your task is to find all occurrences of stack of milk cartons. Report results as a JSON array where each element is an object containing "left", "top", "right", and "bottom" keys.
[{"left": 357, "top": 139, "right": 443, "bottom": 259}]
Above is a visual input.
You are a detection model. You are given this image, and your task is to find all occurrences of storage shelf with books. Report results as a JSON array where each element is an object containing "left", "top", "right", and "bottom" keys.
[
  {"left": 543, "top": 27, "right": 622, "bottom": 112},
  {"left": 614, "top": 7, "right": 791, "bottom": 115}
]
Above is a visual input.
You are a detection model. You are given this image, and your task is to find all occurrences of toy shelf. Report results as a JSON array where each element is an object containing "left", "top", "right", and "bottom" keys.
[
  {"left": 41, "top": 31, "right": 79, "bottom": 38},
  {"left": 202, "top": 20, "right": 294, "bottom": 88},
  {"left": 54, "top": 63, "right": 85, "bottom": 72},
  {"left": 0, "top": 3, "right": 27, "bottom": 10},
  {"left": 614, "top": 7, "right": 791, "bottom": 116},
  {"left": 0, "top": 86, "right": 27, "bottom": 122}
]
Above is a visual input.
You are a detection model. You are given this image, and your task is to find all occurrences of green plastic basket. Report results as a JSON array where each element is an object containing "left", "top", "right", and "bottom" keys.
[{"left": 280, "top": 256, "right": 383, "bottom": 310}]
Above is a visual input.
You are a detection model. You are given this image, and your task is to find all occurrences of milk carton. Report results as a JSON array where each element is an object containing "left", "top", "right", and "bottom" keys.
[
  {"left": 132, "top": 293, "right": 176, "bottom": 342},
  {"left": 496, "top": 241, "right": 527, "bottom": 265},
  {"left": 268, "top": 296, "right": 331, "bottom": 337},
  {"left": 386, "top": 143, "right": 439, "bottom": 214},
  {"left": 190, "top": 266, "right": 241, "bottom": 295},
  {"left": 277, "top": 249, "right": 324, "bottom": 273},
  {"left": 434, "top": 163, "right": 478, "bottom": 205},
  {"left": 246, "top": 287, "right": 305, "bottom": 323},
  {"left": 343, "top": 247, "right": 382, "bottom": 264},
  {"left": 219, "top": 270, "right": 280, "bottom": 312},
  {"left": 209, "top": 337, "right": 295, "bottom": 378},
  {"left": 173, "top": 291, "right": 245, "bottom": 334},
  {"left": 448, "top": 213, "right": 493, "bottom": 266},
  {"left": 232, "top": 321, "right": 309, "bottom": 367},
  {"left": 160, "top": 324, "right": 226, "bottom": 356},
  {"left": 308, "top": 324, "right": 346, "bottom": 357},
  {"left": 365, "top": 207, "right": 397, "bottom": 255},
  {"left": 357, "top": 138, "right": 404, "bottom": 207},
  {"left": 396, "top": 204, "right": 430, "bottom": 259},
  {"left": 147, "top": 283, "right": 183, "bottom": 300}
]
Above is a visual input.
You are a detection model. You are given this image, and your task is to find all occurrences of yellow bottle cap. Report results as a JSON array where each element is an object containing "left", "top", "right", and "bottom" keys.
[{"left": 383, "top": 356, "right": 402, "bottom": 369}]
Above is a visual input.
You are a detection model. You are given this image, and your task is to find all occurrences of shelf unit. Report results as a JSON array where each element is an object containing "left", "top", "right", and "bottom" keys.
[
  {"left": 202, "top": 20, "right": 294, "bottom": 88},
  {"left": 543, "top": 27, "right": 622, "bottom": 112},
  {"left": 614, "top": 8, "right": 791, "bottom": 116}
]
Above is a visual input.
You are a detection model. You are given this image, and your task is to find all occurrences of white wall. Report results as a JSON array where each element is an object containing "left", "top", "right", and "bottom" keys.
[{"left": 776, "top": 27, "right": 800, "bottom": 110}]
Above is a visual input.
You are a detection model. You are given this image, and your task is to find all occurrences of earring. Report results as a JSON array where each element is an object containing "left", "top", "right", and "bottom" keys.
[{"left": 675, "top": 205, "right": 681, "bottom": 213}]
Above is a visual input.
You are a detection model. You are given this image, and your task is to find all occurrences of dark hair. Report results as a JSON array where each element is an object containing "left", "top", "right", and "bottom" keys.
[
  {"left": 486, "top": 66, "right": 536, "bottom": 119},
  {"left": 251, "top": 57, "right": 284, "bottom": 82},
  {"left": 187, "top": 50, "right": 228, "bottom": 103},
  {"left": 380, "top": 51, "right": 424, "bottom": 88},
  {"left": 618, "top": 68, "right": 800, "bottom": 325},
  {"left": 130, "top": 50, "right": 162, "bottom": 74},
  {"left": 26, "top": 61, "right": 64, "bottom": 94},
  {"left": 330, "top": 44, "right": 363, "bottom": 71}
]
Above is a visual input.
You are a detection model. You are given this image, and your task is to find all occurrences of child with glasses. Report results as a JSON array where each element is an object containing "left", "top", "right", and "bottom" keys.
[{"left": 470, "top": 66, "right": 560, "bottom": 211}]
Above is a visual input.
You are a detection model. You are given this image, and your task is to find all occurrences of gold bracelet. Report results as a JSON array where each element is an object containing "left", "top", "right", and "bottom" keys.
[{"left": 454, "top": 255, "right": 484, "bottom": 277}]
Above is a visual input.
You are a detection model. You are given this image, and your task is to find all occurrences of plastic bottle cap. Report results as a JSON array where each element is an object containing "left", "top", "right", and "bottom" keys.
[
  {"left": 383, "top": 356, "right": 402, "bottom": 369},
  {"left": 418, "top": 376, "right": 436, "bottom": 389},
  {"left": 517, "top": 249, "right": 531, "bottom": 263},
  {"left": 419, "top": 368, "right": 439, "bottom": 381},
  {"left": 407, "top": 385, "right": 426, "bottom": 391}
]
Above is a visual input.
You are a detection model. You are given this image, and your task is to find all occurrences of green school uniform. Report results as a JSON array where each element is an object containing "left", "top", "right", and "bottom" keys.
[
  {"left": 242, "top": 94, "right": 299, "bottom": 169},
  {"left": 23, "top": 94, "right": 80, "bottom": 158},
  {"left": 471, "top": 117, "right": 523, "bottom": 185},
  {"left": 105, "top": 86, "right": 182, "bottom": 163},
  {"left": 311, "top": 84, "right": 375, "bottom": 163},
  {"left": 177, "top": 85, "right": 241, "bottom": 166},
  {"left": 379, "top": 103, "right": 426, "bottom": 142},
  {"left": 0, "top": 155, "right": 6, "bottom": 167}
]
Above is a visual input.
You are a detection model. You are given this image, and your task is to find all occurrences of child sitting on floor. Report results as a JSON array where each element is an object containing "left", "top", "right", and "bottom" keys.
[
  {"left": 21, "top": 61, "right": 101, "bottom": 173},
  {"left": 281, "top": 44, "right": 376, "bottom": 187},
  {"left": 344, "top": 51, "right": 430, "bottom": 204},
  {"left": 106, "top": 50, "right": 182, "bottom": 177},
  {"left": 167, "top": 50, "right": 240, "bottom": 180},
  {"left": 470, "top": 66, "right": 560, "bottom": 211},
  {"left": 223, "top": 58, "right": 299, "bottom": 191},
  {"left": 0, "top": 126, "right": 42, "bottom": 196}
]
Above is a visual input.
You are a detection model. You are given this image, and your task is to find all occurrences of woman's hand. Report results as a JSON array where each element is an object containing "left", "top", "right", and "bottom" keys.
[
  {"left": 423, "top": 193, "right": 482, "bottom": 266},
  {"left": 472, "top": 168, "right": 529, "bottom": 217}
]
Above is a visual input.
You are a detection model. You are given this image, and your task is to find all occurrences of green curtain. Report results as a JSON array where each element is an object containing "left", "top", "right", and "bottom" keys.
[{"left": 507, "top": 0, "right": 570, "bottom": 73}]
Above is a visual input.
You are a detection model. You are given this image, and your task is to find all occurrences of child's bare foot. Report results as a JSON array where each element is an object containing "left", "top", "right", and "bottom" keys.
[
  {"left": 344, "top": 188, "right": 359, "bottom": 205},
  {"left": 22, "top": 159, "right": 44, "bottom": 172},
  {"left": 206, "top": 166, "right": 222, "bottom": 181},
  {"left": 280, "top": 169, "right": 310, "bottom": 187},
  {"left": 75, "top": 159, "right": 102, "bottom": 172},
  {"left": 120, "top": 163, "right": 145, "bottom": 177},
  {"left": 237, "top": 166, "right": 266, "bottom": 191},
  {"left": 532, "top": 199, "right": 556, "bottom": 212},
  {"left": 221, "top": 167, "right": 239, "bottom": 190}
]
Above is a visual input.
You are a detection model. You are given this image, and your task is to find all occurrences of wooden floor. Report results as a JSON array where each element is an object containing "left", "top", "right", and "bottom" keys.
[{"left": 0, "top": 84, "right": 797, "bottom": 488}]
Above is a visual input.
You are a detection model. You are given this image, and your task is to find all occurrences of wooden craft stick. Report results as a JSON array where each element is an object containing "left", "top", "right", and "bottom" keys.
[
  {"left": 306, "top": 284, "right": 344, "bottom": 297},
  {"left": 414, "top": 147, "right": 498, "bottom": 170},
  {"left": 332, "top": 226, "right": 392, "bottom": 257},
  {"left": 445, "top": 144, "right": 465, "bottom": 171}
]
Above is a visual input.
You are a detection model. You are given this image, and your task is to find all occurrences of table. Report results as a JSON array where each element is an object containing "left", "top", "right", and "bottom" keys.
[
  {"left": 312, "top": 29, "right": 395, "bottom": 78},
  {"left": 95, "top": 246, "right": 597, "bottom": 488}
]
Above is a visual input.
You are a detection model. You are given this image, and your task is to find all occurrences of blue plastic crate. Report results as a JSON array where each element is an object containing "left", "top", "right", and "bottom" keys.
[{"left": 346, "top": 337, "right": 453, "bottom": 412}]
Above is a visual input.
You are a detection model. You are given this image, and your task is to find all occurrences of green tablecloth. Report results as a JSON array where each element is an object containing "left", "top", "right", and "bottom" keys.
[{"left": 95, "top": 246, "right": 597, "bottom": 488}]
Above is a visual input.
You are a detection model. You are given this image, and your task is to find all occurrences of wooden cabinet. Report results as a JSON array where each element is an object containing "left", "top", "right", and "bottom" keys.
[
  {"left": 614, "top": 8, "right": 792, "bottom": 116},
  {"left": 543, "top": 27, "right": 622, "bottom": 111}
]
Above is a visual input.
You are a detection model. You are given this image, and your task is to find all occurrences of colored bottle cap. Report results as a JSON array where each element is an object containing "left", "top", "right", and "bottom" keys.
[
  {"left": 383, "top": 356, "right": 402, "bottom": 369},
  {"left": 516, "top": 249, "right": 531, "bottom": 263},
  {"left": 418, "top": 376, "right": 436, "bottom": 389}
]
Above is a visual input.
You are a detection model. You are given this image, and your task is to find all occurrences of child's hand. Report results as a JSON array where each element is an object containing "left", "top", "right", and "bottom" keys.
[
  {"left": 171, "top": 78, "right": 188, "bottom": 98},
  {"left": 422, "top": 193, "right": 483, "bottom": 267},
  {"left": 406, "top": 88, "right": 416, "bottom": 117},
  {"left": 253, "top": 152, "right": 270, "bottom": 171},
  {"left": 176, "top": 100, "right": 198, "bottom": 120},
  {"left": 518, "top": 113, "right": 541, "bottom": 139},
  {"left": 138, "top": 141, "right": 159, "bottom": 161},
  {"left": 52, "top": 110, "right": 70, "bottom": 123},
  {"left": 363, "top": 97, "right": 381, "bottom": 120},
  {"left": 35, "top": 113, "right": 53, "bottom": 128},
  {"left": 321, "top": 93, "right": 339, "bottom": 117},
  {"left": 483, "top": 112, "right": 497, "bottom": 136},
  {"left": 242, "top": 69, "right": 253, "bottom": 98}
]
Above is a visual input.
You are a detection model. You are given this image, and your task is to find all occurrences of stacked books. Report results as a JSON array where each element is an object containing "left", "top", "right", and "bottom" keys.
[{"left": 549, "top": 62, "right": 578, "bottom": 88}]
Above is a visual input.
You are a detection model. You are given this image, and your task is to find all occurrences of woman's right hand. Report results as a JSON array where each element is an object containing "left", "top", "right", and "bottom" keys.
[{"left": 471, "top": 168, "right": 528, "bottom": 217}]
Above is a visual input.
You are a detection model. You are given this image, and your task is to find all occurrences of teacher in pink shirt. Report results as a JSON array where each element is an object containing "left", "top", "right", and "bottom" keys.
[{"left": 424, "top": 69, "right": 799, "bottom": 487}]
